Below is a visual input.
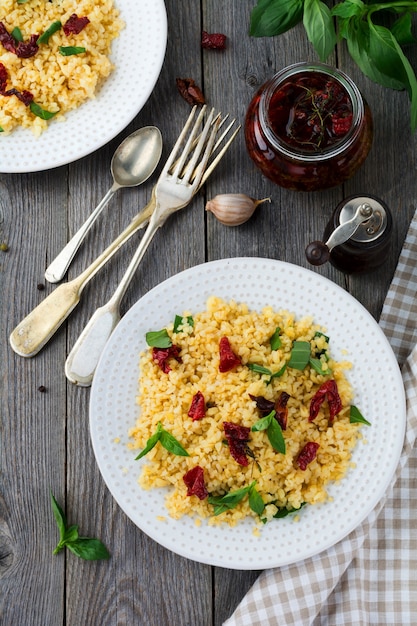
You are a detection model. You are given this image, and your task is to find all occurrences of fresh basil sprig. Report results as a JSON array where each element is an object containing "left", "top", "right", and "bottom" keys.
[
  {"left": 248, "top": 362, "right": 287, "bottom": 383},
  {"left": 50, "top": 492, "right": 110, "bottom": 560},
  {"left": 252, "top": 410, "right": 286, "bottom": 454},
  {"left": 38, "top": 21, "right": 62, "bottom": 45},
  {"left": 249, "top": 0, "right": 417, "bottom": 130},
  {"left": 309, "top": 357, "right": 331, "bottom": 375},
  {"left": 271, "top": 502, "right": 306, "bottom": 519},
  {"left": 287, "top": 340, "right": 311, "bottom": 370},
  {"left": 29, "top": 102, "right": 58, "bottom": 121},
  {"left": 350, "top": 405, "right": 371, "bottom": 426},
  {"left": 135, "top": 422, "right": 189, "bottom": 460},
  {"left": 145, "top": 329, "right": 172, "bottom": 348},
  {"left": 59, "top": 46, "right": 86, "bottom": 56},
  {"left": 11, "top": 27, "right": 23, "bottom": 42},
  {"left": 208, "top": 480, "right": 264, "bottom": 516},
  {"left": 173, "top": 314, "right": 194, "bottom": 333},
  {"left": 269, "top": 327, "right": 282, "bottom": 350}
]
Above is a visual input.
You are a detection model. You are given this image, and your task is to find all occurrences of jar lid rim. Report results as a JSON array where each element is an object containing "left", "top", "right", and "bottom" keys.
[{"left": 259, "top": 63, "right": 365, "bottom": 161}]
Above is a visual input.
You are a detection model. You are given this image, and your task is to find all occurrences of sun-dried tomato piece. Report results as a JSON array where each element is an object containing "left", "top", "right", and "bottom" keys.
[
  {"left": 188, "top": 391, "right": 206, "bottom": 421},
  {"left": 0, "top": 23, "right": 16, "bottom": 53},
  {"left": 297, "top": 442, "right": 320, "bottom": 470},
  {"left": 309, "top": 379, "right": 342, "bottom": 424},
  {"left": 3, "top": 88, "right": 34, "bottom": 105},
  {"left": 223, "top": 422, "right": 250, "bottom": 466},
  {"left": 63, "top": 14, "right": 90, "bottom": 36},
  {"left": 275, "top": 391, "right": 290, "bottom": 430},
  {"left": 201, "top": 30, "right": 227, "bottom": 50},
  {"left": 183, "top": 466, "right": 208, "bottom": 500},
  {"left": 152, "top": 345, "right": 182, "bottom": 374},
  {"left": 249, "top": 394, "right": 275, "bottom": 415},
  {"left": 219, "top": 336, "right": 241, "bottom": 373},
  {"left": 176, "top": 77, "right": 205, "bottom": 106},
  {"left": 16, "top": 35, "right": 39, "bottom": 58},
  {"left": 0, "top": 62, "right": 7, "bottom": 92},
  {"left": 331, "top": 113, "right": 353, "bottom": 136}
]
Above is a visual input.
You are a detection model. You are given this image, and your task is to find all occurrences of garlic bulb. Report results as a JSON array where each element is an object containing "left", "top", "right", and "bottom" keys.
[{"left": 206, "top": 194, "right": 271, "bottom": 226}]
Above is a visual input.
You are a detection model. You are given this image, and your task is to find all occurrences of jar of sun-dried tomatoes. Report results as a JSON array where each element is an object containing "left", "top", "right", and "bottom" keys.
[{"left": 244, "top": 62, "right": 373, "bottom": 191}]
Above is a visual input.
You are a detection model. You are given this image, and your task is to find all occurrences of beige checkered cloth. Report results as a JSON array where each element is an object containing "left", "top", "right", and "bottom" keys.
[{"left": 225, "top": 210, "right": 417, "bottom": 626}]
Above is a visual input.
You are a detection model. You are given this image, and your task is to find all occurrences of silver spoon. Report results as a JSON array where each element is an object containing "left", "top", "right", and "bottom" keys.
[{"left": 44, "top": 126, "right": 163, "bottom": 283}]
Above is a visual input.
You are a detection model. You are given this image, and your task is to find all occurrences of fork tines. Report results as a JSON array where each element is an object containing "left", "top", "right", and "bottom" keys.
[{"left": 169, "top": 105, "right": 241, "bottom": 188}]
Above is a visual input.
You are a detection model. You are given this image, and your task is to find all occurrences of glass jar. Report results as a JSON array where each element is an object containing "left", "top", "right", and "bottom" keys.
[{"left": 244, "top": 62, "right": 373, "bottom": 191}]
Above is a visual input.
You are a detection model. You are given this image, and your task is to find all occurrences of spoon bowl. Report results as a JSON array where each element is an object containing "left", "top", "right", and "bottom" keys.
[
  {"left": 44, "top": 126, "right": 163, "bottom": 283},
  {"left": 111, "top": 126, "right": 163, "bottom": 188}
]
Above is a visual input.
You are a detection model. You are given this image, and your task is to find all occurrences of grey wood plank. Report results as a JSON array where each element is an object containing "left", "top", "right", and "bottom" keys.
[
  {"left": 0, "top": 170, "right": 68, "bottom": 625},
  {"left": 63, "top": 1, "right": 212, "bottom": 625}
]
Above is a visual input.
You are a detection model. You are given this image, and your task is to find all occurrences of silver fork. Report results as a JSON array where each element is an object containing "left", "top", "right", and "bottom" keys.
[
  {"left": 64, "top": 106, "right": 219, "bottom": 384},
  {"left": 9, "top": 106, "right": 239, "bottom": 359}
]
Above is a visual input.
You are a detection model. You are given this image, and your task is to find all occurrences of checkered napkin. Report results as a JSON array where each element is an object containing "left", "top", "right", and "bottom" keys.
[{"left": 224, "top": 209, "right": 417, "bottom": 626}]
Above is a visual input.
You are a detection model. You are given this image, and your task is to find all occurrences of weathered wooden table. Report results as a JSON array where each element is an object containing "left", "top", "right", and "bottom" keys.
[{"left": 1, "top": 1, "right": 416, "bottom": 624}]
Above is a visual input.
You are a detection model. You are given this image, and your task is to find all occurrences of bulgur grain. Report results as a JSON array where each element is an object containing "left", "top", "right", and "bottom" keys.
[
  {"left": 0, "top": 0, "right": 123, "bottom": 135},
  {"left": 129, "top": 297, "right": 362, "bottom": 527}
]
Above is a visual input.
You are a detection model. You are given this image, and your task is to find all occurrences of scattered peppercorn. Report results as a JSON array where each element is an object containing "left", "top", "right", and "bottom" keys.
[
  {"left": 38, "top": 385, "right": 47, "bottom": 393},
  {"left": 0, "top": 242, "right": 8, "bottom": 252},
  {"left": 37, "top": 283, "right": 45, "bottom": 290}
]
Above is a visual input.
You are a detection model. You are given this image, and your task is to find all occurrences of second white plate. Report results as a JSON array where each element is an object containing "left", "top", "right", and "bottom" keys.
[{"left": 89, "top": 258, "right": 406, "bottom": 569}]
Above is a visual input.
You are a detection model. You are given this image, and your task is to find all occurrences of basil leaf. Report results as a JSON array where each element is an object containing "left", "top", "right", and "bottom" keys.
[
  {"left": 29, "top": 102, "right": 58, "bottom": 121},
  {"left": 346, "top": 18, "right": 405, "bottom": 90},
  {"left": 173, "top": 314, "right": 194, "bottom": 333},
  {"left": 273, "top": 502, "right": 306, "bottom": 518},
  {"left": 331, "top": 0, "right": 365, "bottom": 20},
  {"left": 145, "top": 329, "right": 172, "bottom": 348},
  {"left": 367, "top": 22, "right": 417, "bottom": 129},
  {"left": 248, "top": 485, "right": 265, "bottom": 515},
  {"left": 251, "top": 410, "right": 275, "bottom": 432},
  {"left": 38, "top": 21, "right": 62, "bottom": 45},
  {"left": 270, "top": 327, "right": 282, "bottom": 350},
  {"left": 248, "top": 363, "right": 272, "bottom": 376},
  {"left": 11, "top": 27, "right": 23, "bottom": 42},
  {"left": 248, "top": 362, "right": 286, "bottom": 382},
  {"left": 303, "top": 0, "right": 337, "bottom": 62},
  {"left": 63, "top": 524, "right": 79, "bottom": 544},
  {"left": 159, "top": 429, "right": 189, "bottom": 456},
  {"left": 50, "top": 492, "right": 67, "bottom": 540},
  {"left": 134, "top": 425, "right": 162, "bottom": 460},
  {"left": 66, "top": 537, "right": 110, "bottom": 560},
  {"left": 350, "top": 405, "right": 371, "bottom": 426},
  {"left": 267, "top": 418, "right": 286, "bottom": 454},
  {"left": 0, "top": 127, "right": 4, "bottom": 133},
  {"left": 288, "top": 341, "right": 310, "bottom": 370},
  {"left": 309, "top": 357, "right": 331, "bottom": 375},
  {"left": 391, "top": 12, "right": 417, "bottom": 46},
  {"left": 250, "top": 0, "right": 304, "bottom": 38},
  {"left": 50, "top": 492, "right": 110, "bottom": 560},
  {"left": 270, "top": 364, "right": 287, "bottom": 379},
  {"left": 59, "top": 46, "right": 86, "bottom": 56},
  {"left": 208, "top": 481, "right": 256, "bottom": 515},
  {"left": 313, "top": 330, "right": 329, "bottom": 344}
]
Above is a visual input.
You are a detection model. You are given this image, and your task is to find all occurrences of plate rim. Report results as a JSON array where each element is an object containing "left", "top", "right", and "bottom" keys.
[{"left": 89, "top": 257, "right": 406, "bottom": 569}]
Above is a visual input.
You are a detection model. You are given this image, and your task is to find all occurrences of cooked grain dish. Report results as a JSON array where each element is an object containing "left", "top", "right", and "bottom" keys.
[
  {"left": 129, "top": 297, "right": 364, "bottom": 527},
  {"left": 0, "top": 0, "right": 123, "bottom": 135}
]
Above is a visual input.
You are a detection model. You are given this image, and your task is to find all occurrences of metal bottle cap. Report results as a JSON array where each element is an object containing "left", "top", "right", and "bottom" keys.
[{"left": 338, "top": 195, "right": 388, "bottom": 243}]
